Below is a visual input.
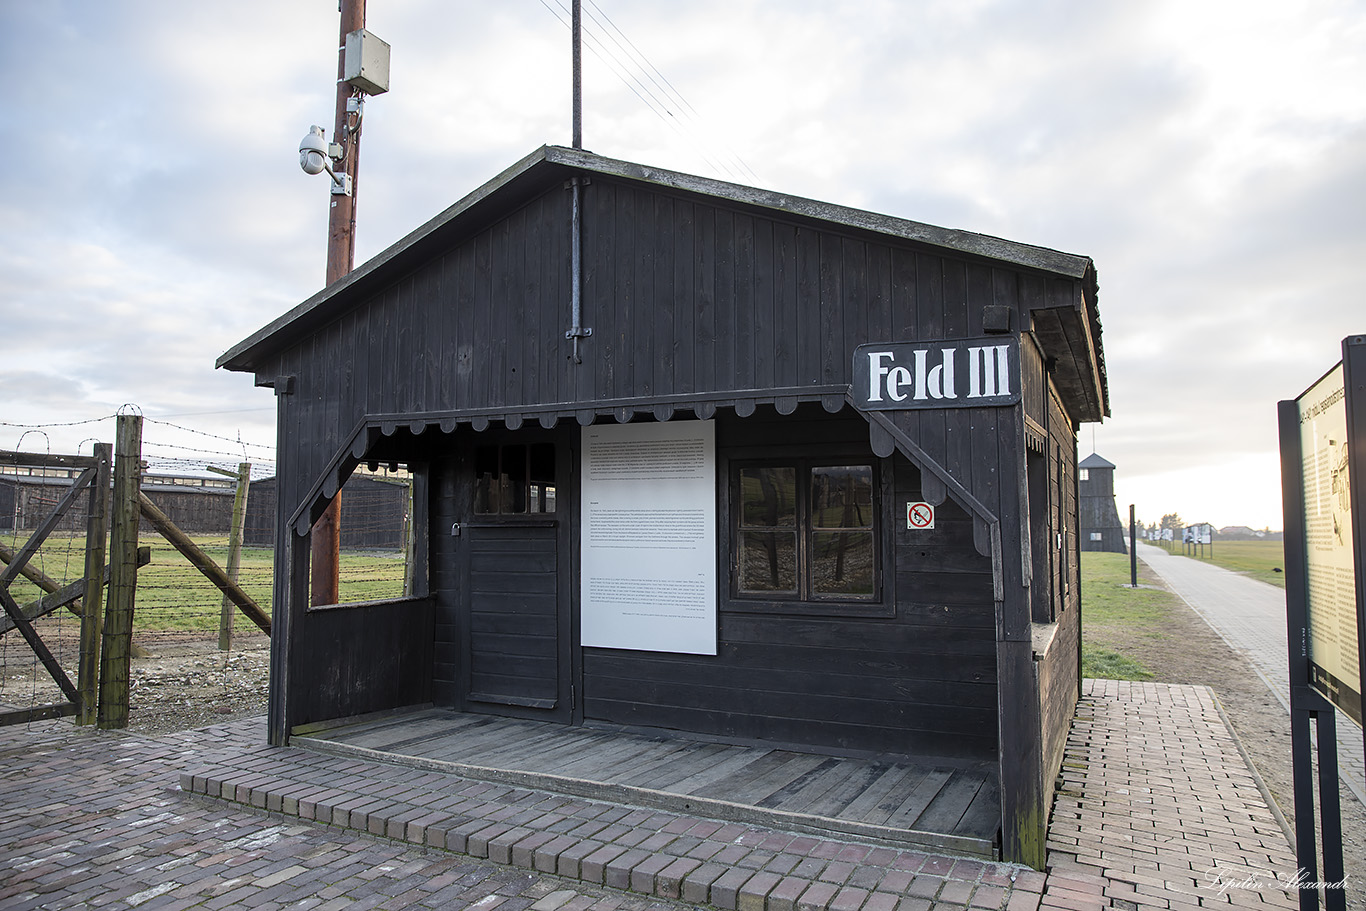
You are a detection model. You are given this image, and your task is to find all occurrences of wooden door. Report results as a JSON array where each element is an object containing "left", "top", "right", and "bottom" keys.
[{"left": 458, "top": 436, "right": 571, "bottom": 722}]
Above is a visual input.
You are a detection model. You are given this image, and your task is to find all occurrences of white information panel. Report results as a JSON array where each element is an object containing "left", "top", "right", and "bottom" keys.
[{"left": 581, "top": 420, "right": 717, "bottom": 655}]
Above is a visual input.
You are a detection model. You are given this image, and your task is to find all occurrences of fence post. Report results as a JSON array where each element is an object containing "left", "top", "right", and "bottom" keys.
[
  {"left": 403, "top": 474, "right": 415, "bottom": 597},
  {"left": 98, "top": 415, "right": 143, "bottom": 729},
  {"left": 77, "top": 442, "right": 112, "bottom": 725},
  {"left": 218, "top": 462, "right": 251, "bottom": 651}
]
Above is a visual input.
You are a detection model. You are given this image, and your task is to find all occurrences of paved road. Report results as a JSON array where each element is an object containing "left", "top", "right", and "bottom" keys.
[{"left": 1136, "top": 542, "right": 1366, "bottom": 805}]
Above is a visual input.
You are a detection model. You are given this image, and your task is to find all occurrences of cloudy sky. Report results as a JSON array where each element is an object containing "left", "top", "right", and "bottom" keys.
[{"left": 3, "top": 0, "right": 1364, "bottom": 530}]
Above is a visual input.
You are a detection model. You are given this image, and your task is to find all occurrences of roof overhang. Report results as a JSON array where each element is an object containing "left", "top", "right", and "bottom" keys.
[{"left": 218, "top": 145, "right": 1109, "bottom": 418}]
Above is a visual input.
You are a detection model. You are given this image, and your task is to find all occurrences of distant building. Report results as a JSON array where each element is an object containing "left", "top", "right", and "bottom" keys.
[
  {"left": 0, "top": 467, "right": 235, "bottom": 534},
  {"left": 1079, "top": 452, "right": 1126, "bottom": 553},
  {"left": 1215, "top": 526, "right": 1283, "bottom": 541}
]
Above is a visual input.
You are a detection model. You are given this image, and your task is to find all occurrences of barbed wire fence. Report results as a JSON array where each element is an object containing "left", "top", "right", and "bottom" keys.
[{"left": 1, "top": 413, "right": 412, "bottom": 730}]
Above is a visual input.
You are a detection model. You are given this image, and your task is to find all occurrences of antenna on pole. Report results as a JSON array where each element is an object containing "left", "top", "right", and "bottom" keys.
[{"left": 572, "top": 0, "right": 582, "bottom": 148}]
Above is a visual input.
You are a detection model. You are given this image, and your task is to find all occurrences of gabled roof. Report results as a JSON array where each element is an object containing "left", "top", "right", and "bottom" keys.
[
  {"left": 1079, "top": 452, "right": 1116, "bottom": 469},
  {"left": 218, "top": 145, "right": 1107, "bottom": 418}
]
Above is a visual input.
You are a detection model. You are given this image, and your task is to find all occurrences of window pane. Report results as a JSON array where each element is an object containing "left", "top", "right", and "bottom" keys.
[
  {"left": 529, "top": 443, "right": 556, "bottom": 513},
  {"left": 811, "top": 465, "right": 873, "bottom": 529},
  {"left": 474, "top": 446, "right": 499, "bottom": 514},
  {"left": 811, "top": 531, "right": 875, "bottom": 595},
  {"left": 739, "top": 531, "right": 797, "bottom": 593},
  {"left": 740, "top": 467, "right": 796, "bottom": 527},
  {"left": 502, "top": 444, "right": 528, "bottom": 513}
]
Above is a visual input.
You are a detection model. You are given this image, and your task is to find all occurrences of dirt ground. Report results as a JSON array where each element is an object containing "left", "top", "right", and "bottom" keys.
[
  {"left": 122, "top": 635, "right": 271, "bottom": 735},
  {"left": 0, "top": 630, "right": 269, "bottom": 735},
  {"left": 1089, "top": 563, "right": 1365, "bottom": 907}
]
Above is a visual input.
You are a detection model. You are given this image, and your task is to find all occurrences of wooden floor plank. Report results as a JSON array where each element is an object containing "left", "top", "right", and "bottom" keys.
[
  {"left": 327, "top": 710, "right": 471, "bottom": 749},
  {"left": 596, "top": 740, "right": 711, "bottom": 787},
  {"left": 551, "top": 735, "right": 669, "bottom": 779},
  {"left": 954, "top": 774, "right": 1001, "bottom": 839},
  {"left": 631, "top": 743, "right": 748, "bottom": 792},
  {"left": 448, "top": 718, "right": 576, "bottom": 763},
  {"left": 708, "top": 751, "right": 829, "bottom": 804},
  {"left": 471, "top": 726, "right": 609, "bottom": 770},
  {"left": 755, "top": 757, "right": 845, "bottom": 809},
  {"left": 691, "top": 749, "right": 811, "bottom": 800},
  {"left": 349, "top": 714, "right": 496, "bottom": 753},
  {"left": 801, "top": 760, "right": 894, "bottom": 818},
  {"left": 663, "top": 747, "right": 776, "bottom": 796},
  {"left": 904, "top": 773, "right": 985, "bottom": 833},
  {"left": 839, "top": 763, "right": 924, "bottom": 820},
  {"left": 415, "top": 716, "right": 530, "bottom": 754},
  {"left": 883, "top": 768, "right": 954, "bottom": 829},
  {"left": 302, "top": 707, "right": 1001, "bottom": 852},
  {"left": 405, "top": 721, "right": 558, "bottom": 763}
]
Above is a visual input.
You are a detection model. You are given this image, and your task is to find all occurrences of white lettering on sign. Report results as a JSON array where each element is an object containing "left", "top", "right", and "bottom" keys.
[
  {"left": 966, "top": 345, "right": 1011, "bottom": 398},
  {"left": 853, "top": 338, "right": 1019, "bottom": 411},
  {"left": 913, "top": 348, "right": 955, "bottom": 400}
]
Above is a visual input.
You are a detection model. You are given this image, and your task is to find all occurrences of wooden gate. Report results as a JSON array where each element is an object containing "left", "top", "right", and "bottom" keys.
[{"left": 0, "top": 446, "right": 112, "bottom": 725}]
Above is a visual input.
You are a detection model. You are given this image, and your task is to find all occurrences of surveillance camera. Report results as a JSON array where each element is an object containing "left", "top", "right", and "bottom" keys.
[{"left": 299, "top": 126, "right": 329, "bottom": 175}]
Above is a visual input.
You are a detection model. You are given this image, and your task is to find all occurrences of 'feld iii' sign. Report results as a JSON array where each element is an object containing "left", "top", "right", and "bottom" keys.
[{"left": 852, "top": 337, "right": 1020, "bottom": 410}]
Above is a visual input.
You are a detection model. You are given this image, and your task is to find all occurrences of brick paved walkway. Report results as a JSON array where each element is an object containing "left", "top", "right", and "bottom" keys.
[
  {"left": 0, "top": 680, "right": 1308, "bottom": 909},
  {"left": 1136, "top": 542, "right": 1366, "bottom": 806},
  {"left": 0, "top": 720, "right": 694, "bottom": 911},
  {"left": 1046, "top": 681, "right": 1299, "bottom": 910}
]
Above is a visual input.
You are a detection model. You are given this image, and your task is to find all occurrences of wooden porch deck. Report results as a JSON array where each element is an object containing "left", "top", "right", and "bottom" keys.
[{"left": 296, "top": 707, "right": 1001, "bottom": 859}]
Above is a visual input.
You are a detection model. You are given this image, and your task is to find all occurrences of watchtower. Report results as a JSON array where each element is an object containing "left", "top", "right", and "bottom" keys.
[{"left": 1079, "top": 452, "right": 1126, "bottom": 553}]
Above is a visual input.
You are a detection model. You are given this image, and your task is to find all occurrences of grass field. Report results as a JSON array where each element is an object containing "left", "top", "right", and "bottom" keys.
[
  {"left": 1079, "top": 551, "right": 1184, "bottom": 680},
  {"left": 4, "top": 532, "right": 407, "bottom": 633},
  {"left": 1157, "top": 538, "right": 1286, "bottom": 588}
]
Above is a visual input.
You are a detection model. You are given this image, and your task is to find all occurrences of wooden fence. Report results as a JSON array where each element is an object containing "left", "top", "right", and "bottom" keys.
[{"left": 0, "top": 415, "right": 267, "bottom": 728}]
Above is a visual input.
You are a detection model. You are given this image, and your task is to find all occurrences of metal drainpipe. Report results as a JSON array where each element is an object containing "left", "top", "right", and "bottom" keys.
[
  {"left": 567, "top": 177, "right": 590, "bottom": 363},
  {"left": 566, "top": 0, "right": 590, "bottom": 363}
]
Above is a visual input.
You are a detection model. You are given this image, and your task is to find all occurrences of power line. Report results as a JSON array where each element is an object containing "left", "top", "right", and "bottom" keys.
[
  {"left": 536, "top": 0, "right": 758, "bottom": 185},
  {"left": 582, "top": 0, "right": 760, "bottom": 184}
]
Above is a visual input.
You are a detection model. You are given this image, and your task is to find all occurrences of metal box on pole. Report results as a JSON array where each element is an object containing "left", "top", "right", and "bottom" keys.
[{"left": 344, "top": 28, "right": 390, "bottom": 95}]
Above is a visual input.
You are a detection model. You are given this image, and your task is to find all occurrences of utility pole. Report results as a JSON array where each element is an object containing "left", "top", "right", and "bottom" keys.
[
  {"left": 572, "top": 0, "right": 582, "bottom": 149},
  {"left": 311, "top": 0, "right": 367, "bottom": 606}
]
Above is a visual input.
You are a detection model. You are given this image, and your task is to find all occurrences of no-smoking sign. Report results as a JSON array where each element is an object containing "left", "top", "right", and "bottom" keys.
[{"left": 906, "top": 501, "right": 935, "bottom": 530}]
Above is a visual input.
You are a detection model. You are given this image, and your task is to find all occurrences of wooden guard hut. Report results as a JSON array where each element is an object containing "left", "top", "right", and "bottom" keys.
[{"left": 218, "top": 146, "right": 1109, "bottom": 867}]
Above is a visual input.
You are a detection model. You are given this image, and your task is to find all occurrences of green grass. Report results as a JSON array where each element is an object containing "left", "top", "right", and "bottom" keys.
[
  {"left": 1080, "top": 551, "right": 1174, "bottom": 630},
  {"left": 1079, "top": 551, "right": 1179, "bottom": 681},
  {"left": 1081, "top": 645, "right": 1153, "bottom": 680},
  {"left": 4, "top": 531, "right": 407, "bottom": 633},
  {"left": 1172, "top": 539, "right": 1285, "bottom": 588}
]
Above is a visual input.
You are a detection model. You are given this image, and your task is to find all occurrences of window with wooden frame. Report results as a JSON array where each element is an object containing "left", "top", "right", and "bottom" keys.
[
  {"left": 473, "top": 443, "right": 556, "bottom": 516},
  {"left": 732, "top": 460, "right": 878, "bottom": 603}
]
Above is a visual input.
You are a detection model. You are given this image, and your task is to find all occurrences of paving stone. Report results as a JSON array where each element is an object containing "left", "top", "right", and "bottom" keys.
[
  {"left": 796, "top": 880, "right": 840, "bottom": 911},
  {"left": 735, "top": 870, "right": 782, "bottom": 911}
]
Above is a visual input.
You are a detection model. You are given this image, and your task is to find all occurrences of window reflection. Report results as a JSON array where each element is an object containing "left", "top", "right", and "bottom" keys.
[
  {"left": 734, "top": 461, "right": 876, "bottom": 601},
  {"left": 474, "top": 443, "right": 556, "bottom": 515}
]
